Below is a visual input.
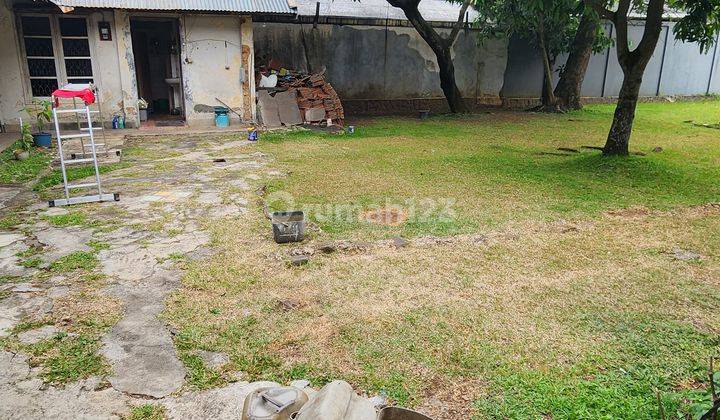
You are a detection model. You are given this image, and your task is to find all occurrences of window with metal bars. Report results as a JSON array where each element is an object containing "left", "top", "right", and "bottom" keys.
[{"left": 20, "top": 15, "right": 94, "bottom": 97}]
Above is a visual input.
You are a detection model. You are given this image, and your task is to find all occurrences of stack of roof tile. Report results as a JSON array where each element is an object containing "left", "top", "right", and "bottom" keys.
[{"left": 278, "top": 72, "right": 345, "bottom": 126}]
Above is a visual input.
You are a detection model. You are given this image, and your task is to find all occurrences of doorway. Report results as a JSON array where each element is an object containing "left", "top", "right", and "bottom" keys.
[{"left": 130, "top": 18, "right": 185, "bottom": 127}]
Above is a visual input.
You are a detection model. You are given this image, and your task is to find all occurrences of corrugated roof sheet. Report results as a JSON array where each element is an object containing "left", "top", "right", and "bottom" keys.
[
  {"left": 49, "top": 0, "right": 295, "bottom": 14},
  {"left": 294, "top": 0, "right": 478, "bottom": 23}
]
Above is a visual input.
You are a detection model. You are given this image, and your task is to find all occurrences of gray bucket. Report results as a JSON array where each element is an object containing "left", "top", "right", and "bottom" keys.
[{"left": 272, "top": 211, "right": 306, "bottom": 243}]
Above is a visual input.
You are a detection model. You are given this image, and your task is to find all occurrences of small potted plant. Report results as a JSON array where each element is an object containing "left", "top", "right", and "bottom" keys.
[
  {"left": 22, "top": 99, "right": 53, "bottom": 148},
  {"left": 138, "top": 98, "right": 148, "bottom": 122},
  {"left": 13, "top": 121, "right": 33, "bottom": 161}
]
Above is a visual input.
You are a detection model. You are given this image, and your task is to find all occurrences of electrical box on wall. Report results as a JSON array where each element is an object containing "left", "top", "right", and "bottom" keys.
[{"left": 98, "top": 22, "right": 112, "bottom": 41}]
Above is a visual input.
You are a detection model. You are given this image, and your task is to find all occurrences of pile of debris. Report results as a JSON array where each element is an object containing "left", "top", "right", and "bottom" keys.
[
  {"left": 256, "top": 63, "right": 345, "bottom": 128},
  {"left": 278, "top": 72, "right": 345, "bottom": 126}
]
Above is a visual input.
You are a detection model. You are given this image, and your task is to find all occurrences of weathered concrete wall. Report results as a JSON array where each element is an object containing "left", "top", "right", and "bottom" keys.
[
  {"left": 502, "top": 21, "right": 720, "bottom": 101},
  {"left": 0, "top": 5, "right": 252, "bottom": 130},
  {"left": 181, "top": 14, "right": 250, "bottom": 127},
  {"left": 0, "top": 2, "right": 129, "bottom": 130},
  {"left": 0, "top": 0, "right": 25, "bottom": 130},
  {"left": 253, "top": 22, "right": 508, "bottom": 103}
]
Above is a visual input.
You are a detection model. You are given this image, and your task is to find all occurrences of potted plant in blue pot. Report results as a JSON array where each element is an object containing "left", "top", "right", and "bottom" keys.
[{"left": 22, "top": 99, "right": 53, "bottom": 148}]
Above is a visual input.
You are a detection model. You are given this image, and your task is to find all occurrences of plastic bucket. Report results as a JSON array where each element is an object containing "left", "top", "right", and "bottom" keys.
[
  {"left": 215, "top": 113, "right": 229, "bottom": 127},
  {"left": 214, "top": 106, "right": 229, "bottom": 127},
  {"left": 271, "top": 211, "right": 306, "bottom": 243},
  {"left": 33, "top": 132, "right": 52, "bottom": 148}
]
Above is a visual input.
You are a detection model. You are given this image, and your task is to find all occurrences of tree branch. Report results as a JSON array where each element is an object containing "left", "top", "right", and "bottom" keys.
[
  {"left": 448, "top": 0, "right": 472, "bottom": 45},
  {"left": 633, "top": 0, "right": 665, "bottom": 58},
  {"left": 587, "top": 0, "right": 615, "bottom": 21},
  {"left": 614, "top": 0, "right": 632, "bottom": 69}
]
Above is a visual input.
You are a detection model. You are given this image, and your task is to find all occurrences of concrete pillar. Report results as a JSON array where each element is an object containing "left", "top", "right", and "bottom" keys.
[
  {"left": 113, "top": 9, "right": 139, "bottom": 128},
  {"left": 240, "top": 15, "right": 255, "bottom": 122}
]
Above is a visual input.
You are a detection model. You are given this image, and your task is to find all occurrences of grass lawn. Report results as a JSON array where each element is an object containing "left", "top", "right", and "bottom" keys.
[
  {"left": 0, "top": 140, "right": 52, "bottom": 184},
  {"left": 164, "top": 100, "right": 720, "bottom": 419}
]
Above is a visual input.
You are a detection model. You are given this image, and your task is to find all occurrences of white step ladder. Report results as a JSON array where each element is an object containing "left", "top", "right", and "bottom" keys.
[{"left": 49, "top": 103, "right": 119, "bottom": 207}]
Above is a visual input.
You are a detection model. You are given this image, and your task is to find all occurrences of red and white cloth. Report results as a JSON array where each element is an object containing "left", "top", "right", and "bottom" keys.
[{"left": 51, "top": 83, "right": 96, "bottom": 107}]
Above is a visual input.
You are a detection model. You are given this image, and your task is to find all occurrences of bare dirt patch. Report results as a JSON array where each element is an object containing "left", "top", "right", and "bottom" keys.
[{"left": 360, "top": 207, "right": 408, "bottom": 226}]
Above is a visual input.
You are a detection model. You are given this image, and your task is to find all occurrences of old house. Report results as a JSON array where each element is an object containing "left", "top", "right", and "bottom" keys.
[{"left": 0, "top": 0, "right": 294, "bottom": 129}]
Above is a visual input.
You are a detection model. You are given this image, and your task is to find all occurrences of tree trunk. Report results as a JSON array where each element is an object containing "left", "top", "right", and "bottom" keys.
[
  {"left": 602, "top": 0, "right": 664, "bottom": 156},
  {"left": 604, "top": 71, "right": 643, "bottom": 155},
  {"left": 554, "top": 10, "right": 598, "bottom": 110},
  {"left": 392, "top": 2, "right": 468, "bottom": 113},
  {"left": 540, "top": 56, "right": 557, "bottom": 108},
  {"left": 436, "top": 47, "right": 465, "bottom": 113},
  {"left": 537, "top": 15, "right": 557, "bottom": 108}
]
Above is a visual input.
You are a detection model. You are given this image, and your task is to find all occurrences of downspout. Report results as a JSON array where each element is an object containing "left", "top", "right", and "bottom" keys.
[
  {"left": 707, "top": 32, "right": 719, "bottom": 95},
  {"left": 600, "top": 23, "right": 613, "bottom": 97},
  {"left": 655, "top": 25, "right": 669, "bottom": 96}
]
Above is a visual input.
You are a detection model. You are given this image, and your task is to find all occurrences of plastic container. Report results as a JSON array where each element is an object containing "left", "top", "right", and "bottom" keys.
[
  {"left": 271, "top": 211, "right": 306, "bottom": 243},
  {"left": 32, "top": 132, "right": 52, "bottom": 148},
  {"left": 214, "top": 106, "right": 229, "bottom": 127}
]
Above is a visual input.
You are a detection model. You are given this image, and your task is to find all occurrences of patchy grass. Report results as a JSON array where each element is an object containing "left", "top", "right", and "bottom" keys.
[
  {"left": 43, "top": 211, "right": 88, "bottom": 227},
  {"left": 33, "top": 162, "right": 129, "bottom": 192},
  {"left": 28, "top": 333, "right": 109, "bottom": 384},
  {"left": 177, "top": 351, "right": 227, "bottom": 390},
  {"left": 0, "top": 213, "right": 22, "bottom": 230},
  {"left": 258, "top": 100, "right": 720, "bottom": 240},
  {"left": 50, "top": 251, "right": 98, "bottom": 273},
  {"left": 164, "top": 101, "right": 720, "bottom": 419},
  {"left": 126, "top": 404, "right": 167, "bottom": 420},
  {"left": 0, "top": 141, "right": 52, "bottom": 184}
]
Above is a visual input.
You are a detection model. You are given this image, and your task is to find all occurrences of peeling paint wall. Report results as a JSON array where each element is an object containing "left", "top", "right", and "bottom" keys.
[
  {"left": 113, "top": 9, "right": 139, "bottom": 127},
  {"left": 0, "top": 0, "right": 26, "bottom": 129},
  {"left": 253, "top": 23, "right": 508, "bottom": 102},
  {"left": 0, "top": 4, "right": 254, "bottom": 131},
  {"left": 181, "top": 14, "right": 249, "bottom": 127},
  {"left": 0, "top": 1, "right": 130, "bottom": 130}
]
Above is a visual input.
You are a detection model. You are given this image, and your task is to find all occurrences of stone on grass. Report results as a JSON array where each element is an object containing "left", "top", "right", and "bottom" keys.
[
  {"left": 195, "top": 350, "right": 229, "bottom": 370},
  {"left": 392, "top": 237, "right": 409, "bottom": 248},
  {"left": 18, "top": 325, "right": 60, "bottom": 345},
  {"left": 289, "top": 255, "right": 309, "bottom": 266},
  {"left": 673, "top": 247, "right": 701, "bottom": 261},
  {"left": 317, "top": 242, "right": 336, "bottom": 254}
]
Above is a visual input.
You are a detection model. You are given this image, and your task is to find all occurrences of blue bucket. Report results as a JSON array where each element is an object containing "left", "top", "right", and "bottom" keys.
[
  {"left": 33, "top": 132, "right": 52, "bottom": 148},
  {"left": 214, "top": 106, "right": 229, "bottom": 127}
]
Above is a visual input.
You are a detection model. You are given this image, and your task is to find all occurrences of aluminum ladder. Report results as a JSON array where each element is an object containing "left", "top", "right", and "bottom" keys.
[{"left": 49, "top": 104, "right": 119, "bottom": 207}]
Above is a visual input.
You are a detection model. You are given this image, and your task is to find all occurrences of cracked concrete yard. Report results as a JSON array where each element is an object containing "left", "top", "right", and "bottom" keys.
[{"left": 0, "top": 133, "right": 278, "bottom": 418}]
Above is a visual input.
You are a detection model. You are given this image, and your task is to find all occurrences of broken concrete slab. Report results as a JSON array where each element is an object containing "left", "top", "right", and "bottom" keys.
[
  {"left": 102, "top": 285, "right": 186, "bottom": 399},
  {"left": 42, "top": 207, "right": 69, "bottom": 217},
  {"left": 0, "top": 306, "right": 22, "bottom": 337},
  {"left": 163, "top": 381, "right": 281, "bottom": 419},
  {"left": 305, "top": 108, "right": 326, "bottom": 122},
  {"left": 0, "top": 233, "right": 24, "bottom": 248},
  {"left": 257, "top": 90, "right": 282, "bottom": 128},
  {"left": 275, "top": 90, "right": 304, "bottom": 126},
  {"left": 10, "top": 283, "right": 43, "bottom": 293},
  {"left": 17, "top": 325, "right": 60, "bottom": 345},
  {"left": 34, "top": 227, "right": 92, "bottom": 260}
]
